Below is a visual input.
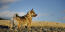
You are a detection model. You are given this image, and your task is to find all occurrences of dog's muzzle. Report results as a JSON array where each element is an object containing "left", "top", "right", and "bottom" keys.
[{"left": 34, "top": 14, "right": 37, "bottom": 17}]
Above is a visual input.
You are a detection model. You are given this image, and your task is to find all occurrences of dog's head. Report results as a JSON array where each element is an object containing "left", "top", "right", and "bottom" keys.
[{"left": 28, "top": 9, "right": 37, "bottom": 17}]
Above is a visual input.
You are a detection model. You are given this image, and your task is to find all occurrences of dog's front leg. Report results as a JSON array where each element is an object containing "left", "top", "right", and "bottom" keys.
[{"left": 27, "top": 22, "right": 31, "bottom": 32}]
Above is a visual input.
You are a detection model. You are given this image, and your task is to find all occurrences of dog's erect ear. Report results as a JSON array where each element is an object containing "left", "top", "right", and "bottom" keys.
[
  {"left": 31, "top": 9, "right": 33, "bottom": 10},
  {"left": 31, "top": 9, "right": 34, "bottom": 11},
  {"left": 30, "top": 9, "right": 35, "bottom": 13}
]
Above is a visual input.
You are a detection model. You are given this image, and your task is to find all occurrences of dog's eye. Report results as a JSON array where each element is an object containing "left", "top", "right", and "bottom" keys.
[{"left": 32, "top": 13, "right": 33, "bottom": 14}]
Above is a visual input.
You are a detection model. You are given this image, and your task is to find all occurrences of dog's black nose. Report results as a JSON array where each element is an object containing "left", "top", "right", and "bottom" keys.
[
  {"left": 36, "top": 14, "right": 37, "bottom": 16},
  {"left": 25, "top": 26, "right": 27, "bottom": 28}
]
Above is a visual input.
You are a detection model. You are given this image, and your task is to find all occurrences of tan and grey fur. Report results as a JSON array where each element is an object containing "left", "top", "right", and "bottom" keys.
[{"left": 13, "top": 9, "right": 37, "bottom": 30}]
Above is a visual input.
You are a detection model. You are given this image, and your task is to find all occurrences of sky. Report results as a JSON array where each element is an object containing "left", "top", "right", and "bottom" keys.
[{"left": 0, "top": 0, "right": 65, "bottom": 23}]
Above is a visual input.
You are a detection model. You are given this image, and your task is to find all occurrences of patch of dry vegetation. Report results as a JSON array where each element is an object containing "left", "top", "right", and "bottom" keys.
[
  {"left": 0, "top": 20, "right": 10, "bottom": 27},
  {"left": 0, "top": 20, "right": 65, "bottom": 32},
  {"left": 31, "top": 21, "right": 65, "bottom": 28},
  {"left": 0, "top": 20, "right": 65, "bottom": 28}
]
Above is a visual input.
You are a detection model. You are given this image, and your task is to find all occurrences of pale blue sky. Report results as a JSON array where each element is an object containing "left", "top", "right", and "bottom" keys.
[{"left": 0, "top": 0, "right": 65, "bottom": 23}]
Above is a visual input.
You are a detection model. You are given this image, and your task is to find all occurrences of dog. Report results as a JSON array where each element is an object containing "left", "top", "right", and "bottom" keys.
[{"left": 13, "top": 9, "right": 37, "bottom": 30}]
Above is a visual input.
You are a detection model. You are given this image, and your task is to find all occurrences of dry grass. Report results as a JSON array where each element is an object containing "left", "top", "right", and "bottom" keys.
[
  {"left": 0, "top": 20, "right": 65, "bottom": 28},
  {"left": 31, "top": 21, "right": 65, "bottom": 28},
  {"left": 0, "top": 20, "right": 10, "bottom": 27},
  {"left": 0, "top": 20, "right": 65, "bottom": 32}
]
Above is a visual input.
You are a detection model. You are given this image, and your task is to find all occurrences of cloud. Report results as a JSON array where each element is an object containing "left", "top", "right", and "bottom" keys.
[
  {"left": 0, "top": 0, "right": 19, "bottom": 9},
  {"left": 61, "top": 10, "right": 65, "bottom": 14},
  {"left": 32, "top": 13, "right": 49, "bottom": 21},
  {"left": 2, "top": 0, "right": 17, "bottom": 2},
  {"left": 17, "top": 12, "right": 26, "bottom": 16},
  {"left": 0, "top": 11, "right": 15, "bottom": 17},
  {"left": 37, "top": 13, "right": 49, "bottom": 17},
  {"left": 58, "top": 17, "right": 65, "bottom": 21},
  {"left": 0, "top": 11, "right": 26, "bottom": 19}
]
